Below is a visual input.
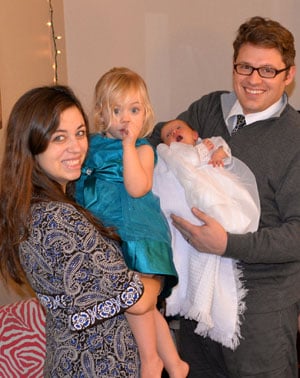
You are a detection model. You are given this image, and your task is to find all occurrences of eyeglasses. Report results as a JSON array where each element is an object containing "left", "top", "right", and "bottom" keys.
[{"left": 234, "top": 63, "right": 290, "bottom": 78}]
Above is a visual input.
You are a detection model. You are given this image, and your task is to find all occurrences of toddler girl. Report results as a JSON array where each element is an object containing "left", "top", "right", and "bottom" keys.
[{"left": 76, "top": 67, "right": 189, "bottom": 378}]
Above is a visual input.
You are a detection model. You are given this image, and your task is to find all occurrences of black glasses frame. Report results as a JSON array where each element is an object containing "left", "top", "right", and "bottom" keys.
[{"left": 234, "top": 63, "right": 290, "bottom": 78}]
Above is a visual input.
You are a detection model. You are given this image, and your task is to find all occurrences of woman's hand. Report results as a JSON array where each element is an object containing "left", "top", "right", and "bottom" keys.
[{"left": 171, "top": 207, "right": 227, "bottom": 255}]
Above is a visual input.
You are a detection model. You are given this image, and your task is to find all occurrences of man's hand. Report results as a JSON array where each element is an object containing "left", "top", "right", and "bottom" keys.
[{"left": 171, "top": 207, "right": 227, "bottom": 255}]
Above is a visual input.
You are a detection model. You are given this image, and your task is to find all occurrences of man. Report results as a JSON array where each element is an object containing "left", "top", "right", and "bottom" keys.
[{"left": 150, "top": 16, "right": 300, "bottom": 377}]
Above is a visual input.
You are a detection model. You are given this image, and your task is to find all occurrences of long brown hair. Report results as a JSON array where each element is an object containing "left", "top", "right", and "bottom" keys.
[{"left": 0, "top": 85, "right": 119, "bottom": 284}]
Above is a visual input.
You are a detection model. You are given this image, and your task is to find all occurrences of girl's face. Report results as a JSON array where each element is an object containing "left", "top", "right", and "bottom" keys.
[
  {"left": 35, "top": 106, "right": 88, "bottom": 192},
  {"left": 105, "top": 89, "right": 145, "bottom": 139}
]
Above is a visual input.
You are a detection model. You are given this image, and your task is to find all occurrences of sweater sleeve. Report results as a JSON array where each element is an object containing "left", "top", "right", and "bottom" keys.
[{"left": 225, "top": 146, "right": 300, "bottom": 264}]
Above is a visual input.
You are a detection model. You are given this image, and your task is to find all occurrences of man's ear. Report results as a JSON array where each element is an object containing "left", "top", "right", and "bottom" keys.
[{"left": 285, "top": 65, "right": 296, "bottom": 86}]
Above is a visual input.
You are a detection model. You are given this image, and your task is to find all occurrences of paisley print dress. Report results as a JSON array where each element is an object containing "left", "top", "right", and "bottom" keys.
[{"left": 19, "top": 201, "right": 143, "bottom": 377}]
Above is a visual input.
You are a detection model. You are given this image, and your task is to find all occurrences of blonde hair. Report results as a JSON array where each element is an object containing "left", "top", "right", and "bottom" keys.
[{"left": 94, "top": 67, "right": 155, "bottom": 137}]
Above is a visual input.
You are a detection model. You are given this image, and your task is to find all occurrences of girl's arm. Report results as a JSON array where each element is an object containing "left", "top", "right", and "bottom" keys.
[{"left": 123, "top": 143, "right": 154, "bottom": 197}]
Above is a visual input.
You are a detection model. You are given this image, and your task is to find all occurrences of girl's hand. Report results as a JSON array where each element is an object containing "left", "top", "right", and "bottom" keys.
[{"left": 122, "top": 122, "right": 143, "bottom": 146}]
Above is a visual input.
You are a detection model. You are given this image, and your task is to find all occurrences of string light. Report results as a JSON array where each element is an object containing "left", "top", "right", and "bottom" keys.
[{"left": 47, "top": 0, "right": 63, "bottom": 83}]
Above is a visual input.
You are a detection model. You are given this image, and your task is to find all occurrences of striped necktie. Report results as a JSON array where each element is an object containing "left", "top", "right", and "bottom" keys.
[{"left": 232, "top": 114, "right": 246, "bottom": 134}]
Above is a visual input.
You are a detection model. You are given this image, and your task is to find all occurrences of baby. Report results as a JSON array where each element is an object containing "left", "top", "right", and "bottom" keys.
[
  {"left": 160, "top": 118, "right": 231, "bottom": 167},
  {"left": 153, "top": 118, "right": 260, "bottom": 350}
]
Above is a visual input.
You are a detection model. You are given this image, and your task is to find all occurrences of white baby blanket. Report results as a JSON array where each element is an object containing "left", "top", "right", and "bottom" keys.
[{"left": 153, "top": 141, "right": 260, "bottom": 350}]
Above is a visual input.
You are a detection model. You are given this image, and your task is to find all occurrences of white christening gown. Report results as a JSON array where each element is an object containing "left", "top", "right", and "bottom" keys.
[{"left": 153, "top": 137, "right": 260, "bottom": 349}]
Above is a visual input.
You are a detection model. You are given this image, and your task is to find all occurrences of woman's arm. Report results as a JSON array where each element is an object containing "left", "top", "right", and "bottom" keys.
[{"left": 23, "top": 202, "right": 152, "bottom": 331}]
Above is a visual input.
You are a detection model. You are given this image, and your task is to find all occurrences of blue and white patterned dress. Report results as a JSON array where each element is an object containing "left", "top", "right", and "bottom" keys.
[{"left": 19, "top": 201, "right": 143, "bottom": 377}]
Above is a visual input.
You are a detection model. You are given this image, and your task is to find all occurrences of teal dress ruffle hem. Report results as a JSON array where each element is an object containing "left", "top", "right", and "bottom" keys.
[{"left": 75, "top": 134, "right": 178, "bottom": 297}]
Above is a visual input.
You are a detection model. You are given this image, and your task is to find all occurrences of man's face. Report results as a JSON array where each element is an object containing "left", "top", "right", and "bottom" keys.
[{"left": 233, "top": 43, "right": 296, "bottom": 114}]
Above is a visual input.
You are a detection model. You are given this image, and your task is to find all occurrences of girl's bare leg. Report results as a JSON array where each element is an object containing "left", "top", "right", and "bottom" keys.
[
  {"left": 154, "top": 308, "right": 189, "bottom": 378},
  {"left": 126, "top": 274, "right": 163, "bottom": 378},
  {"left": 126, "top": 274, "right": 189, "bottom": 377},
  {"left": 126, "top": 310, "right": 163, "bottom": 378}
]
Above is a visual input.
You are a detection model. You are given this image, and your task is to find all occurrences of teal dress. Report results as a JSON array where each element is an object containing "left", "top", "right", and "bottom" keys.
[{"left": 76, "top": 134, "right": 178, "bottom": 297}]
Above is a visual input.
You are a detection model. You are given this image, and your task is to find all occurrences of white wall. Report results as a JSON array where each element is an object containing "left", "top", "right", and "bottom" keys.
[
  {"left": 0, "top": 0, "right": 67, "bottom": 162},
  {"left": 0, "top": 0, "right": 67, "bottom": 305},
  {"left": 63, "top": 0, "right": 300, "bottom": 124}
]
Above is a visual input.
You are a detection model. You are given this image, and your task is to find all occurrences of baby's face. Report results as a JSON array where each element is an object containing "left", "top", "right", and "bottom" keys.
[{"left": 161, "top": 120, "right": 198, "bottom": 146}]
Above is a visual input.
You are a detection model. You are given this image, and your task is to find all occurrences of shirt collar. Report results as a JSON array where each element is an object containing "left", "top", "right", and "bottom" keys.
[{"left": 223, "top": 92, "right": 288, "bottom": 129}]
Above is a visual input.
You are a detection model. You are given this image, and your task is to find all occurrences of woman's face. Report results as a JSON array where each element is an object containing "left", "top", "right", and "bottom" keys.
[{"left": 36, "top": 106, "right": 88, "bottom": 192}]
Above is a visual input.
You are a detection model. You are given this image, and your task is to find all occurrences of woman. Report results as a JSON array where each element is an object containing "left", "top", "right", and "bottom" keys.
[{"left": 0, "top": 85, "right": 159, "bottom": 377}]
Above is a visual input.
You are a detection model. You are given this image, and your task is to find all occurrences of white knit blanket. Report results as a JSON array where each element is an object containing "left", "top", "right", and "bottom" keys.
[{"left": 153, "top": 142, "right": 260, "bottom": 350}]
